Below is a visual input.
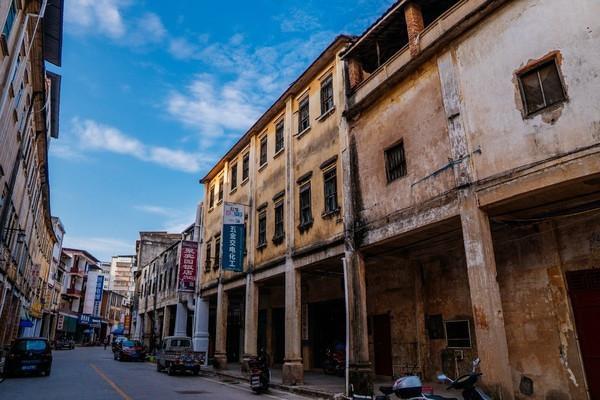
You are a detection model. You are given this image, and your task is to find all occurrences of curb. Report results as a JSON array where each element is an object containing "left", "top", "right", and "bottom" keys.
[{"left": 200, "top": 367, "right": 338, "bottom": 399}]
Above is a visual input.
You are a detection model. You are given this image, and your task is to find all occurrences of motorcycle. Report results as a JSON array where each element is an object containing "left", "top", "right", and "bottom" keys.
[
  {"left": 248, "top": 350, "right": 270, "bottom": 394},
  {"left": 323, "top": 348, "right": 345, "bottom": 376},
  {"left": 375, "top": 359, "right": 489, "bottom": 400},
  {"left": 437, "top": 358, "right": 491, "bottom": 400}
]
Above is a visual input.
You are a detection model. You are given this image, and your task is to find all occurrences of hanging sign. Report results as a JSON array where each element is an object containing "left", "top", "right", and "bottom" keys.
[
  {"left": 221, "top": 202, "right": 245, "bottom": 272},
  {"left": 178, "top": 241, "right": 198, "bottom": 292}
]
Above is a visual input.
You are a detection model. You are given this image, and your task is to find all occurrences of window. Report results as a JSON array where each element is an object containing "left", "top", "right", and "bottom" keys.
[
  {"left": 257, "top": 210, "right": 267, "bottom": 248},
  {"left": 242, "top": 153, "right": 250, "bottom": 181},
  {"left": 205, "top": 242, "right": 212, "bottom": 272},
  {"left": 259, "top": 136, "right": 268, "bottom": 166},
  {"left": 299, "top": 181, "right": 313, "bottom": 230},
  {"left": 209, "top": 185, "right": 215, "bottom": 208},
  {"left": 320, "top": 75, "right": 334, "bottom": 115},
  {"left": 230, "top": 163, "right": 238, "bottom": 190},
  {"left": 2, "top": 1, "right": 16, "bottom": 41},
  {"left": 385, "top": 141, "right": 407, "bottom": 182},
  {"left": 273, "top": 201, "right": 284, "bottom": 243},
  {"left": 323, "top": 167, "right": 338, "bottom": 214},
  {"left": 218, "top": 176, "right": 224, "bottom": 202},
  {"left": 518, "top": 58, "right": 566, "bottom": 116},
  {"left": 445, "top": 320, "right": 471, "bottom": 348},
  {"left": 298, "top": 97, "right": 310, "bottom": 133},
  {"left": 275, "top": 121, "right": 284, "bottom": 153},
  {"left": 213, "top": 236, "right": 221, "bottom": 270}
]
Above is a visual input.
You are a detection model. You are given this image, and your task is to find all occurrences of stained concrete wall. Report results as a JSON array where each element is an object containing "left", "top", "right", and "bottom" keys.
[
  {"left": 348, "top": 59, "right": 455, "bottom": 231},
  {"left": 454, "top": 0, "right": 600, "bottom": 183},
  {"left": 494, "top": 213, "right": 600, "bottom": 399}
]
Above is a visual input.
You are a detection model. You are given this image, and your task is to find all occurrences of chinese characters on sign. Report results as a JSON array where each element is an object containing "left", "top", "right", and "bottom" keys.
[
  {"left": 93, "top": 275, "right": 104, "bottom": 316},
  {"left": 222, "top": 202, "right": 245, "bottom": 272},
  {"left": 178, "top": 241, "right": 198, "bottom": 292}
]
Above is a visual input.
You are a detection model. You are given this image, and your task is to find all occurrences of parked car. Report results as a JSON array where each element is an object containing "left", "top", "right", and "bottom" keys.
[
  {"left": 54, "top": 338, "right": 75, "bottom": 350},
  {"left": 113, "top": 340, "right": 146, "bottom": 362},
  {"left": 111, "top": 336, "right": 128, "bottom": 352},
  {"left": 5, "top": 337, "right": 52, "bottom": 377},
  {"left": 156, "top": 336, "right": 205, "bottom": 375}
]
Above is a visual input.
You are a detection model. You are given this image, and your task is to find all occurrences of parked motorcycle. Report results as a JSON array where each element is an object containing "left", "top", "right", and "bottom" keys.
[
  {"left": 437, "top": 358, "right": 491, "bottom": 400},
  {"left": 323, "top": 348, "right": 345, "bottom": 376},
  {"left": 375, "top": 359, "right": 490, "bottom": 400},
  {"left": 248, "top": 349, "right": 270, "bottom": 394}
]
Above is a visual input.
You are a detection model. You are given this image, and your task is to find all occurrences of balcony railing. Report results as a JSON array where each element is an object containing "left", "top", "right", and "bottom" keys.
[{"left": 65, "top": 288, "right": 82, "bottom": 297}]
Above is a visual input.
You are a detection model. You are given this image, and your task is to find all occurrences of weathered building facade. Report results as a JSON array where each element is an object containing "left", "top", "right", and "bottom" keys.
[
  {"left": 199, "top": 36, "right": 351, "bottom": 385},
  {"left": 0, "top": 0, "right": 63, "bottom": 347},
  {"left": 340, "top": 0, "right": 600, "bottom": 398}
]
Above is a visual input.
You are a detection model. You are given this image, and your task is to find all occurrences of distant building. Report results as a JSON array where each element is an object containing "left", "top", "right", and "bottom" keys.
[{"left": 109, "top": 255, "right": 136, "bottom": 304}]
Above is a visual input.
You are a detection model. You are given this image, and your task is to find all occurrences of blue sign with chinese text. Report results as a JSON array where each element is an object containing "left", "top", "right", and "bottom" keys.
[{"left": 221, "top": 203, "right": 245, "bottom": 272}]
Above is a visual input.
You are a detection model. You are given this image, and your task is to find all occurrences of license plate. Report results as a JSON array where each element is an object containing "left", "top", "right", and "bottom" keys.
[
  {"left": 22, "top": 365, "right": 37, "bottom": 371},
  {"left": 251, "top": 377, "right": 260, "bottom": 386}
]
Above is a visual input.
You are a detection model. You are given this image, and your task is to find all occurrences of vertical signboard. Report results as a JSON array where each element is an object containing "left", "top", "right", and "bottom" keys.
[
  {"left": 178, "top": 241, "right": 198, "bottom": 292},
  {"left": 93, "top": 275, "right": 104, "bottom": 316},
  {"left": 221, "top": 202, "right": 245, "bottom": 272}
]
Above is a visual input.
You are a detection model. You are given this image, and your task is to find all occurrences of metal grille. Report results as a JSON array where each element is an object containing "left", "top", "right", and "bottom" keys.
[
  {"left": 260, "top": 137, "right": 268, "bottom": 165},
  {"left": 567, "top": 269, "right": 600, "bottom": 291},
  {"left": 257, "top": 211, "right": 267, "bottom": 247},
  {"left": 230, "top": 163, "right": 237, "bottom": 189},
  {"left": 242, "top": 153, "right": 249, "bottom": 180},
  {"left": 320, "top": 76, "right": 334, "bottom": 115},
  {"left": 275, "top": 121, "right": 284, "bottom": 153},
  {"left": 298, "top": 98, "right": 310, "bottom": 132},
  {"left": 323, "top": 168, "right": 338, "bottom": 212},
  {"left": 385, "top": 141, "right": 407, "bottom": 182},
  {"left": 274, "top": 202, "right": 284, "bottom": 239}
]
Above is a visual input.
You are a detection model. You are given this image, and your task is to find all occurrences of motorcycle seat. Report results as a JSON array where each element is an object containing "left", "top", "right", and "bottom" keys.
[{"left": 379, "top": 386, "right": 394, "bottom": 395}]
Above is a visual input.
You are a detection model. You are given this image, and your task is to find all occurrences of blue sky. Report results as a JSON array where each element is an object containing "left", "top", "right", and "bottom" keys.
[{"left": 48, "top": 0, "right": 394, "bottom": 261}]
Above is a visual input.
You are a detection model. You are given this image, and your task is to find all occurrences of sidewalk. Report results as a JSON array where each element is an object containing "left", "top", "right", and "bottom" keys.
[{"left": 200, "top": 363, "right": 456, "bottom": 399}]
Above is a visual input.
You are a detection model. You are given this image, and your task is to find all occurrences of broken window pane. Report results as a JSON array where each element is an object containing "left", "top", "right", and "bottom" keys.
[{"left": 519, "top": 59, "right": 566, "bottom": 116}]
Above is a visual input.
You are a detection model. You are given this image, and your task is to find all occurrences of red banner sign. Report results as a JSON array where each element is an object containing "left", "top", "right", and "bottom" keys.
[{"left": 178, "top": 241, "right": 198, "bottom": 292}]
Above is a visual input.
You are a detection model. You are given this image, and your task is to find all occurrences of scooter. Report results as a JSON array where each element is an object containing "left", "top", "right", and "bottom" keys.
[
  {"left": 323, "top": 348, "right": 345, "bottom": 376},
  {"left": 376, "top": 375, "right": 457, "bottom": 400},
  {"left": 437, "top": 358, "right": 491, "bottom": 400},
  {"left": 248, "top": 350, "right": 270, "bottom": 394}
]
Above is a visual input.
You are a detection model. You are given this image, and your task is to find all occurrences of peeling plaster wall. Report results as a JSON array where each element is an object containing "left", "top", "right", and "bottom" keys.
[
  {"left": 454, "top": 0, "right": 600, "bottom": 182},
  {"left": 494, "top": 212, "right": 600, "bottom": 399},
  {"left": 349, "top": 59, "right": 455, "bottom": 234}
]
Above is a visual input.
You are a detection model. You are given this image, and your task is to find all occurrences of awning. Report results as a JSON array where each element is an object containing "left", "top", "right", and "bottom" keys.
[
  {"left": 46, "top": 71, "right": 61, "bottom": 139},
  {"left": 43, "top": 0, "right": 64, "bottom": 67}
]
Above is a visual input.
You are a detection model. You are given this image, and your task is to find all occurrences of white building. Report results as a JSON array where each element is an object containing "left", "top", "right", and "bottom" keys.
[{"left": 109, "top": 255, "right": 136, "bottom": 304}]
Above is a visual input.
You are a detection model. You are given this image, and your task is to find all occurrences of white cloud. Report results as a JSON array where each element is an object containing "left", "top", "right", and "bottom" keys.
[
  {"left": 65, "top": 0, "right": 165, "bottom": 47},
  {"left": 135, "top": 204, "right": 195, "bottom": 233},
  {"left": 64, "top": 236, "right": 133, "bottom": 261},
  {"left": 71, "top": 118, "right": 210, "bottom": 173},
  {"left": 276, "top": 9, "right": 321, "bottom": 33},
  {"left": 168, "top": 37, "right": 198, "bottom": 60},
  {"left": 134, "top": 205, "right": 176, "bottom": 217}
]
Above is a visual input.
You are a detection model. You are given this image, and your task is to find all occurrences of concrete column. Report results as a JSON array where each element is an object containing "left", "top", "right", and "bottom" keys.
[
  {"left": 414, "top": 263, "right": 429, "bottom": 379},
  {"left": 282, "top": 263, "right": 303, "bottom": 385},
  {"left": 345, "top": 251, "right": 372, "bottom": 396},
  {"left": 174, "top": 301, "right": 188, "bottom": 337},
  {"left": 162, "top": 305, "right": 171, "bottom": 339},
  {"left": 134, "top": 313, "right": 143, "bottom": 340},
  {"left": 404, "top": 2, "right": 425, "bottom": 57},
  {"left": 214, "top": 283, "right": 229, "bottom": 369},
  {"left": 242, "top": 274, "right": 259, "bottom": 370},
  {"left": 193, "top": 296, "right": 210, "bottom": 364},
  {"left": 460, "top": 194, "right": 513, "bottom": 398}
]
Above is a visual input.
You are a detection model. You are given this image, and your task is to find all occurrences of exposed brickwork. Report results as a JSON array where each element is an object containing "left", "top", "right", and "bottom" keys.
[{"left": 404, "top": 2, "right": 425, "bottom": 58}]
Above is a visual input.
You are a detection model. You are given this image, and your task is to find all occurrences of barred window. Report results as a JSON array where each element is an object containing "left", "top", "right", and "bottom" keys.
[
  {"left": 445, "top": 320, "right": 472, "bottom": 348},
  {"left": 242, "top": 153, "right": 250, "bottom": 181},
  {"left": 320, "top": 75, "right": 334, "bottom": 115},
  {"left": 323, "top": 167, "right": 338, "bottom": 213},
  {"left": 257, "top": 211, "right": 267, "bottom": 248},
  {"left": 274, "top": 201, "right": 284, "bottom": 242},
  {"left": 299, "top": 182, "right": 313, "bottom": 228},
  {"left": 218, "top": 176, "right": 224, "bottom": 202},
  {"left": 518, "top": 58, "right": 566, "bottom": 116},
  {"left": 260, "top": 136, "right": 268, "bottom": 166},
  {"left": 298, "top": 97, "right": 310, "bottom": 133},
  {"left": 385, "top": 142, "right": 407, "bottom": 183},
  {"left": 230, "top": 163, "right": 237, "bottom": 190},
  {"left": 205, "top": 242, "right": 212, "bottom": 272},
  {"left": 209, "top": 185, "right": 215, "bottom": 208},
  {"left": 275, "top": 121, "right": 284, "bottom": 153}
]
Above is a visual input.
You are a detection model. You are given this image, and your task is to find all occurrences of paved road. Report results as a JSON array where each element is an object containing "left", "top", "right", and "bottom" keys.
[{"left": 0, "top": 347, "right": 311, "bottom": 400}]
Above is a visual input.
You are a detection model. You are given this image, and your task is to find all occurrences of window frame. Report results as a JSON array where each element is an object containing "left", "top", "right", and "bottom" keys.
[
  {"left": 273, "top": 200, "right": 285, "bottom": 244},
  {"left": 2, "top": 0, "right": 17, "bottom": 41},
  {"left": 384, "top": 141, "right": 407, "bottom": 183},
  {"left": 213, "top": 236, "right": 221, "bottom": 270},
  {"left": 298, "top": 181, "right": 313, "bottom": 231},
  {"left": 204, "top": 241, "right": 212, "bottom": 272},
  {"left": 320, "top": 75, "right": 334, "bottom": 116},
  {"left": 444, "top": 319, "right": 472, "bottom": 349},
  {"left": 257, "top": 210, "right": 267, "bottom": 248},
  {"left": 259, "top": 135, "right": 268, "bottom": 167},
  {"left": 230, "top": 162, "right": 238, "bottom": 191},
  {"left": 218, "top": 176, "right": 224, "bottom": 203},
  {"left": 323, "top": 166, "right": 338, "bottom": 215},
  {"left": 209, "top": 185, "right": 215, "bottom": 209},
  {"left": 242, "top": 153, "right": 250, "bottom": 182},
  {"left": 517, "top": 57, "right": 567, "bottom": 117},
  {"left": 298, "top": 97, "right": 310, "bottom": 134},
  {"left": 275, "top": 120, "right": 284, "bottom": 154}
]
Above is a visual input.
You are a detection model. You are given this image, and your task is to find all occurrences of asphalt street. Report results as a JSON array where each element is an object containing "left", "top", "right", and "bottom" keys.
[{"left": 0, "top": 346, "right": 311, "bottom": 400}]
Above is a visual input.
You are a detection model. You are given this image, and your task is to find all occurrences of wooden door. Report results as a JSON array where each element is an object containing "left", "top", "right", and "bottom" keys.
[
  {"left": 567, "top": 269, "right": 600, "bottom": 399},
  {"left": 373, "top": 314, "right": 393, "bottom": 376}
]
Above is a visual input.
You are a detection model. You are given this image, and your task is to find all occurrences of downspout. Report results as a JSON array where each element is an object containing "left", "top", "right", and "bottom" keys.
[{"left": 342, "top": 257, "right": 350, "bottom": 397}]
